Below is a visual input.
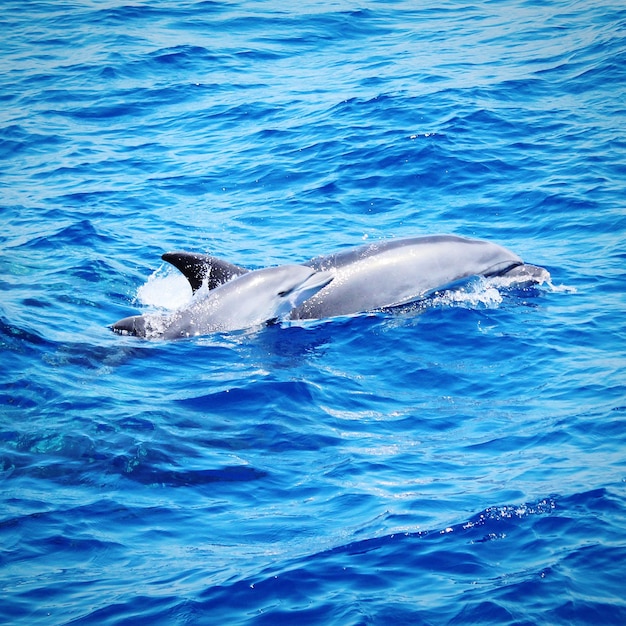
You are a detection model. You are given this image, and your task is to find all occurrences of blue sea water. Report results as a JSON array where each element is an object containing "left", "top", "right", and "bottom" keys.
[{"left": 1, "top": 0, "right": 626, "bottom": 623}]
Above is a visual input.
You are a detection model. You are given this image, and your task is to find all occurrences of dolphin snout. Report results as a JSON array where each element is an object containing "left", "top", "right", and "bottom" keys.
[{"left": 111, "top": 315, "right": 147, "bottom": 337}]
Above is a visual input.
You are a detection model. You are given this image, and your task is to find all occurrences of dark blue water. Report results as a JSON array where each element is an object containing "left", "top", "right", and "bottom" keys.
[{"left": 2, "top": 1, "right": 626, "bottom": 624}]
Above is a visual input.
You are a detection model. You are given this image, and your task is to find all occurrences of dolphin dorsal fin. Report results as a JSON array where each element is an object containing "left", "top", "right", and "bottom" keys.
[{"left": 161, "top": 251, "right": 248, "bottom": 293}]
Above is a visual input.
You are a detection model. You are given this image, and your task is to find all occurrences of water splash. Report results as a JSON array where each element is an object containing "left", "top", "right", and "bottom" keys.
[
  {"left": 429, "top": 280, "right": 505, "bottom": 309},
  {"left": 135, "top": 266, "right": 192, "bottom": 311}
]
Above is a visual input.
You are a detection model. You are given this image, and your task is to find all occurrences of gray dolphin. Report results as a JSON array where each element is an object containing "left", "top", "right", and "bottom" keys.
[
  {"left": 112, "top": 264, "right": 334, "bottom": 338},
  {"left": 163, "top": 235, "right": 549, "bottom": 320}
]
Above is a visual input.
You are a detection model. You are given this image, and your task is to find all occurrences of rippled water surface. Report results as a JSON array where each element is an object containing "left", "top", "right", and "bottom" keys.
[{"left": 2, "top": 1, "right": 626, "bottom": 624}]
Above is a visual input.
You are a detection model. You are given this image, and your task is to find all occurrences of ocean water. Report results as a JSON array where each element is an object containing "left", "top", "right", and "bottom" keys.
[{"left": 1, "top": 0, "right": 626, "bottom": 623}]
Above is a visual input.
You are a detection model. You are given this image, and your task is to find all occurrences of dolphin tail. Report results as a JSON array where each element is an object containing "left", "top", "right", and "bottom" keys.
[{"left": 161, "top": 251, "right": 248, "bottom": 293}]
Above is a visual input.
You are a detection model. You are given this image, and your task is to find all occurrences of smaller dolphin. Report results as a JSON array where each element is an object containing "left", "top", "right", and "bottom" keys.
[{"left": 112, "top": 264, "right": 333, "bottom": 339}]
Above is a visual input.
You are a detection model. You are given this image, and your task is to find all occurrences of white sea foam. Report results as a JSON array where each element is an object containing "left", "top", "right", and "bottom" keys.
[
  {"left": 135, "top": 266, "right": 193, "bottom": 311},
  {"left": 429, "top": 278, "right": 504, "bottom": 309}
]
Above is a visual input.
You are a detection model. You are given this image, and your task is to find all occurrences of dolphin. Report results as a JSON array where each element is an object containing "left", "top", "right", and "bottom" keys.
[
  {"left": 112, "top": 264, "right": 334, "bottom": 338},
  {"left": 162, "top": 235, "right": 549, "bottom": 320}
]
